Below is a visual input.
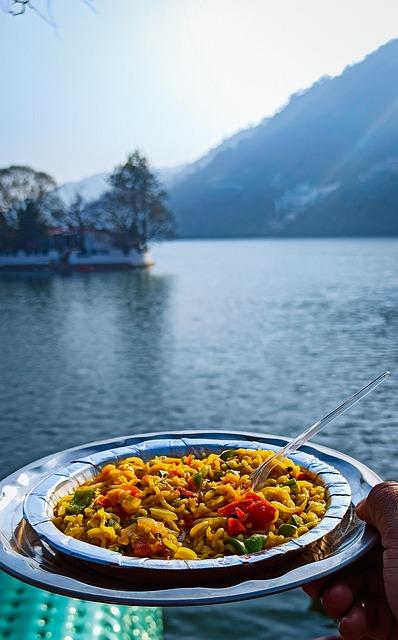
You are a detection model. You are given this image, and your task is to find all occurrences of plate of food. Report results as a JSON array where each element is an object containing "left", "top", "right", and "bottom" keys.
[
  {"left": 23, "top": 438, "right": 351, "bottom": 585},
  {"left": 0, "top": 430, "right": 380, "bottom": 605}
]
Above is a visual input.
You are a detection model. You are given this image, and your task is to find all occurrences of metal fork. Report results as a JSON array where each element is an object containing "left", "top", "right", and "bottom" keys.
[{"left": 250, "top": 371, "right": 391, "bottom": 490}]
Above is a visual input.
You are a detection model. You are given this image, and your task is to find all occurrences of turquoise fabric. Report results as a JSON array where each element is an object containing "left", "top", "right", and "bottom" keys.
[{"left": 0, "top": 571, "right": 163, "bottom": 640}]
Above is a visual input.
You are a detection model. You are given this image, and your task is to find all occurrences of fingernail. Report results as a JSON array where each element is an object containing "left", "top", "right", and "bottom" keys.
[{"left": 337, "top": 616, "right": 347, "bottom": 634}]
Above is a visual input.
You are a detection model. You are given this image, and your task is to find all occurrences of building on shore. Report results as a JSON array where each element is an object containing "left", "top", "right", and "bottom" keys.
[{"left": 0, "top": 227, "right": 154, "bottom": 272}]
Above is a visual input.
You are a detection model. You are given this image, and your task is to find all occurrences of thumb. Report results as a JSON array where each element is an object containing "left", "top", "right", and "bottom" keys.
[
  {"left": 356, "top": 481, "right": 398, "bottom": 620},
  {"left": 356, "top": 482, "right": 398, "bottom": 541}
]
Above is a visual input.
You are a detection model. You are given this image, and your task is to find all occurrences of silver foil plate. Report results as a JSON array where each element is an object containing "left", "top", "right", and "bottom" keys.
[
  {"left": 23, "top": 438, "right": 351, "bottom": 579},
  {"left": 0, "top": 430, "right": 381, "bottom": 605}
]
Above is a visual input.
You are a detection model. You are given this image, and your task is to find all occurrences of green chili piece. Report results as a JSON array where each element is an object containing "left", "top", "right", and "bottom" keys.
[
  {"left": 289, "top": 514, "right": 303, "bottom": 526},
  {"left": 282, "top": 478, "right": 298, "bottom": 487},
  {"left": 193, "top": 473, "right": 203, "bottom": 488},
  {"left": 66, "top": 487, "right": 95, "bottom": 514},
  {"left": 279, "top": 523, "right": 298, "bottom": 537},
  {"left": 226, "top": 537, "right": 247, "bottom": 555},
  {"left": 220, "top": 449, "right": 238, "bottom": 461},
  {"left": 244, "top": 534, "right": 267, "bottom": 553},
  {"left": 108, "top": 544, "right": 122, "bottom": 553}
]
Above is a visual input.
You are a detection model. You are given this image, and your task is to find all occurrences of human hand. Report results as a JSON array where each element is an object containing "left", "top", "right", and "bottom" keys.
[{"left": 303, "top": 481, "right": 398, "bottom": 640}]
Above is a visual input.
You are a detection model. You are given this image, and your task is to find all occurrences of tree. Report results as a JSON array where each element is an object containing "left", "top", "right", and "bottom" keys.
[
  {"left": 0, "top": 211, "right": 14, "bottom": 252},
  {"left": 96, "top": 151, "right": 175, "bottom": 253},
  {"left": 61, "top": 194, "right": 93, "bottom": 252},
  {"left": 0, "top": 165, "right": 62, "bottom": 251},
  {"left": 15, "top": 199, "right": 48, "bottom": 251}
]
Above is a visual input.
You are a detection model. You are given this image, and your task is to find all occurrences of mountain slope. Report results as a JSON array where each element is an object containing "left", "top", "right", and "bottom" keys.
[
  {"left": 169, "top": 39, "right": 398, "bottom": 237},
  {"left": 58, "top": 173, "right": 109, "bottom": 205}
]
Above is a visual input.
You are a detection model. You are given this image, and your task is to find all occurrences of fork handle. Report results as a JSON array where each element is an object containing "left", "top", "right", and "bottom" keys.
[{"left": 278, "top": 371, "right": 391, "bottom": 460}]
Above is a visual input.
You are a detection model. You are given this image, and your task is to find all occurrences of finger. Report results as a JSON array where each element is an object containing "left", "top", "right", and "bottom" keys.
[
  {"left": 319, "top": 572, "right": 367, "bottom": 619},
  {"left": 356, "top": 482, "right": 398, "bottom": 620},
  {"left": 303, "top": 565, "right": 381, "bottom": 616},
  {"left": 356, "top": 482, "right": 398, "bottom": 537},
  {"left": 322, "top": 583, "right": 356, "bottom": 619},
  {"left": 302, "top": 577, "right": 328, "bottom": 598},
  {"left": 338, "top": 604, "right": 367, "bottom": 640},
  {"left": 363, "top": 593, "right": 398, "bottom": 640}
]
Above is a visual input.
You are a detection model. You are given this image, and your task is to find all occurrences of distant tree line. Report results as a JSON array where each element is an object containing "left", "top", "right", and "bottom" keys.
[{"left": 0, "top": 151, "right": 175, "bottom": 254}]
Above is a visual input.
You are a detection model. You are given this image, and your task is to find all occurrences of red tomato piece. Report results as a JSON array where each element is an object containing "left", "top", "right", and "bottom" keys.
[
  {"left": 218, "top": 499, "right": 253, "bottom": 516},
  {"left": 235, "top": 507, "right": 245, "bottom": 519},
  {"left": 133, "top": 540, "right": 154, "bottom": 557},
  {"left": 95, "top": 495, "right": 109, "bottom": 507},
  {"left": 179, "top": 487, "right": 196, "bottom": 498},
  {"left": 247, "top": 499, "right": 276, "bottom": 528},
  {"left": 242, "top": 491, "right": 263, "bottom": 501},
  {"left": 126, "top": 485, "right": 140, "bottom": 496},
  {"left": 227, "top": 518, "right": 247, "bottom": 536},
  {"left": 187, "top": 477, "right": 199, "bottom": 493},
  {"left": 169, "top": 469, "right": 184, "bottom": 477},
  {"left": 297, "top": 472, "right": 311, "bottom": 481}
]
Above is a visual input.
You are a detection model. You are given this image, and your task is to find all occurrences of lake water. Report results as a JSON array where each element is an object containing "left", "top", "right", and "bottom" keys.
[{"left": 1, "top": 239, "right": 398, "bottom": 639}]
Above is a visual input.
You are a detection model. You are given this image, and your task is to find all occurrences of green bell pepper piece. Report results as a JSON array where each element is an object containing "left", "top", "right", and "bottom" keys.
[
  {"left": 220, "top": 449, "right": 238, "bottom": 461},
  {"left": 193, "top": 473, "right": 203, "bottom": 487},
  {"left": 244, "top": 534, "right": 267, "bottom": 553},
  {"left": 279, "top": 523, "right": 298, "bottom": 537},
  {"left": 66, "top": 487, "right": 95, "bottom": 514},
  {"left": 226, "top": 537, "right": 247, "bottom": 555},
  {"left": 289, "top": 514, "right": 303, "bottom": 526}
]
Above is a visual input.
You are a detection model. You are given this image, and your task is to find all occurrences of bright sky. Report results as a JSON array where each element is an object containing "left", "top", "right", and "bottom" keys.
[{"left": 1, "top": 0, "right": 398, "bottom": 184}]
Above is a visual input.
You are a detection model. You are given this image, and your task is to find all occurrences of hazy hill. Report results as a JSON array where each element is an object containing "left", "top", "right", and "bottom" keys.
[
  {"left": 169, "top": 39, "right": 398, "bottom": 237},
  {"left": 58, "top": 173, "right": 109, "bottom": 205}
]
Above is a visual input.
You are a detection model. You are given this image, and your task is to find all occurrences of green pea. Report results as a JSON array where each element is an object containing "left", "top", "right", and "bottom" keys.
[{"left": 279, "top": 523, "right": 298, "bottom": 537}]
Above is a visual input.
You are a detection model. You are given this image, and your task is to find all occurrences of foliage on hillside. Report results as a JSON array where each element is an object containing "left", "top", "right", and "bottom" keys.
[{"left": 169, "top": 39, "right": 398, "bottom": 238}]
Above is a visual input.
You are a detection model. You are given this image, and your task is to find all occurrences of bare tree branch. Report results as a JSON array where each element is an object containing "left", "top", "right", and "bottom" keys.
[
  {"left": 81, "top": 0, "right": 96, "bottom": 14},
  {"left": 8, "top": 0, "right": 29, "bottom": 16},
  {"left": 2, "top": 0, "right": 95, "bottom": 23}
]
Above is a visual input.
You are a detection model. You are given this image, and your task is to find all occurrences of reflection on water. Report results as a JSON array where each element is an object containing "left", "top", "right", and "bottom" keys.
[
  {"left": 1, "top": 239, "right": 398, "bottom": 640},
  {"left": 0, "top": 270, "right": 173, "bottom": 471}
]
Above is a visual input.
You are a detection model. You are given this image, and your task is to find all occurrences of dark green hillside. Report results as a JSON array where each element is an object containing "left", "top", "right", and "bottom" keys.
[{"left": 170, "top": 39, "right": 398, "bottom": 237}]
